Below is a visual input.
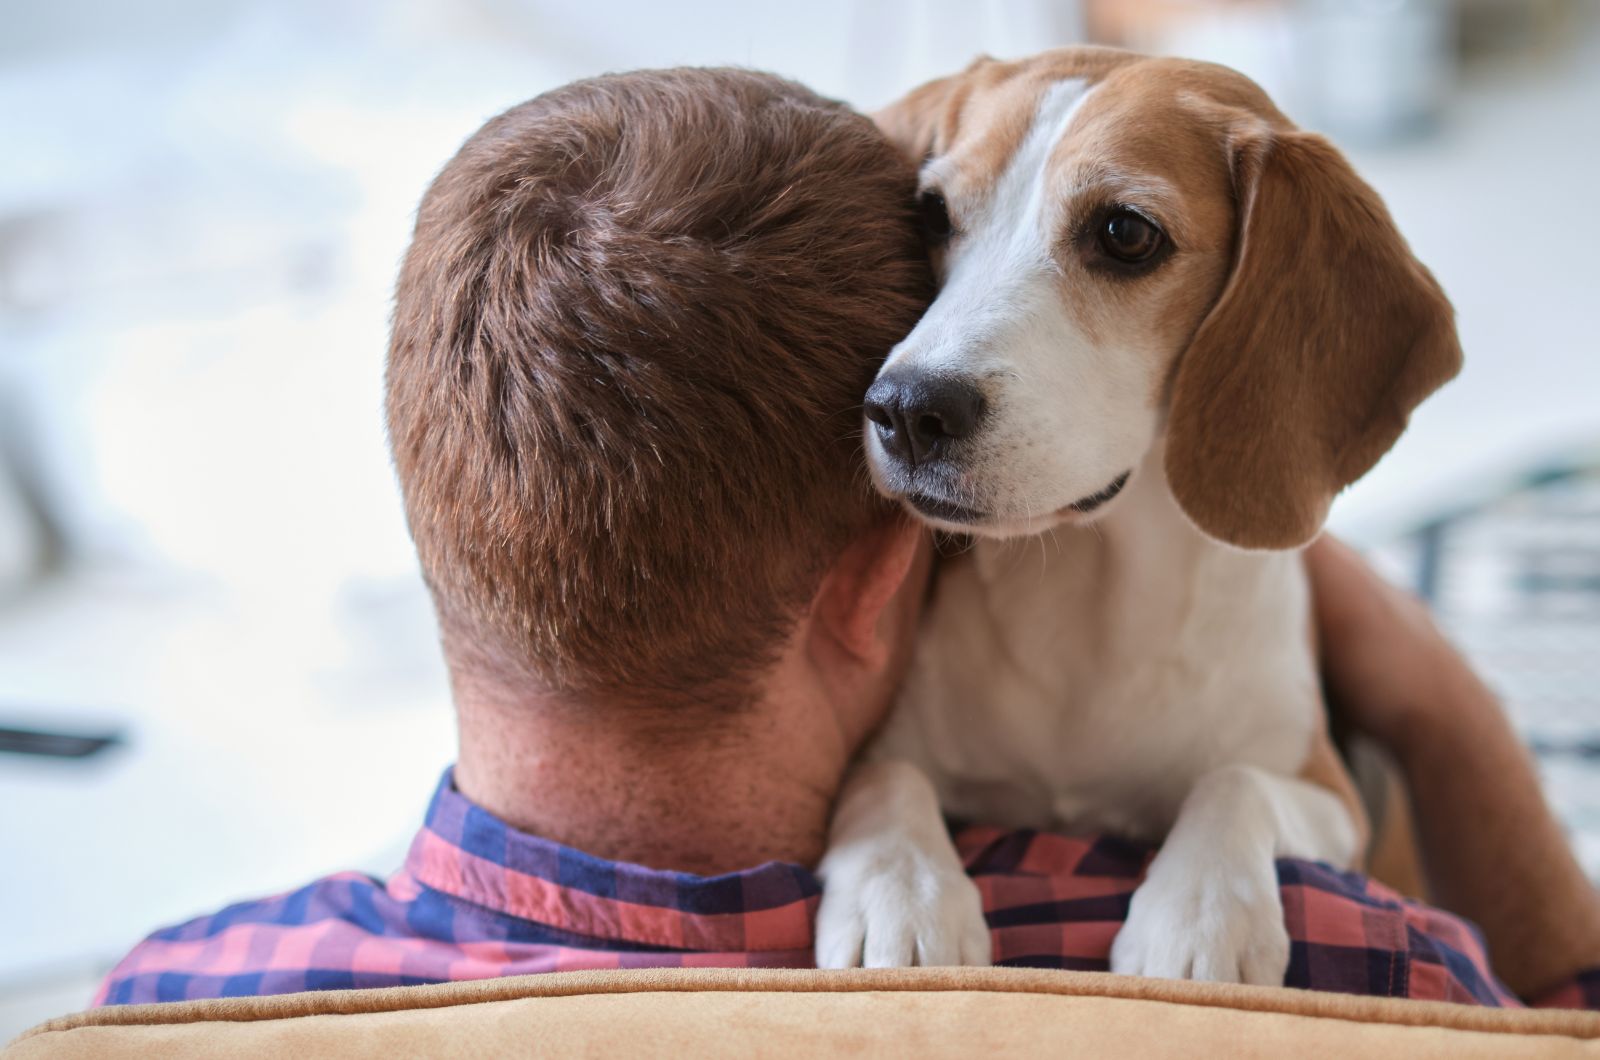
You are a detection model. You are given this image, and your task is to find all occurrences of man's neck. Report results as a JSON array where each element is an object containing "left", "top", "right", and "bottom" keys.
[{"left": 451, "top": 656, "right": 855, "bottom": 876}]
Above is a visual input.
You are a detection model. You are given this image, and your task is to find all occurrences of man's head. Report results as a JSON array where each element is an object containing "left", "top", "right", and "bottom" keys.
[{"left": 387, "top": 68, "right": 933, "bottom": 720}]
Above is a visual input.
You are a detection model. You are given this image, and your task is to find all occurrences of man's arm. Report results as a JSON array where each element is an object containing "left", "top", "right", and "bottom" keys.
[{"left": 1307, "top": 536, "right": 1600, "bottom": 1000}]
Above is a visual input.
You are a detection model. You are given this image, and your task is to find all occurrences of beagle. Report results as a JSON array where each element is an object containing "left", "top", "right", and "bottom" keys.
[{"left": 815, "top": 47, "right": 1461, "bottom": 984}]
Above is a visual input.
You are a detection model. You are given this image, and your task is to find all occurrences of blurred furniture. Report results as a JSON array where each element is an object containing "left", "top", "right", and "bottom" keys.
[
  {"left": 0, "top": 458, "right": 38, "bottom": 592},
  {"left": 1379, "top": 454, "right": 1600, "bottom": 875},
  {"left": 1085, "top": 0, "right": 1453, "bottom": 142}
]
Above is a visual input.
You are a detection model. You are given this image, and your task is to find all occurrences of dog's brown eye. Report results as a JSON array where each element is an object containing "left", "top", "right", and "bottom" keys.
[
  {"left": 1099, "top": 209, "right": 1163, "bottom": 263},
  {"left": 918, "top": 190, "right": 953, "bottom": 244}
]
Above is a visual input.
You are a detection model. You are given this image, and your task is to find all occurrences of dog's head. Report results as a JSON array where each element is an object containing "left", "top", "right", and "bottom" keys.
[{"left": 865, "top": 47, "right": 1461, "bottom": 549}]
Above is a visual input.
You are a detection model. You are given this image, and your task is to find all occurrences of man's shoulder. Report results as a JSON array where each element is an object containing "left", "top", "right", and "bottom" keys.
[
  {"left": 95, "top": 870, "right": 422, "bottom": 1006},
  {"left": 956, "top": 824, "right": 1522, "bottom": 1006}
]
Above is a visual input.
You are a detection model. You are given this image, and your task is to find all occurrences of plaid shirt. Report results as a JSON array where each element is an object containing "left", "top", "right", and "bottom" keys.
[{"left": 97, "top": 768, "right": 1600, "bottom": 1009}]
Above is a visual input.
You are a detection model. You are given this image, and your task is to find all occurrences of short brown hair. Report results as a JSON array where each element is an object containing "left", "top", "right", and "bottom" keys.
[{"left": 386, "top": 68, "right": 931, "bottom": 710}]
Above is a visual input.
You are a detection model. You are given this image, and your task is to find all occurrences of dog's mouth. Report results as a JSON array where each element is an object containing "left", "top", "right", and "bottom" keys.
[
  {"left": 1060, "top": 471, "right": 1132, "bottom": 515},
  {"left": 896, "top": 471, "right": 1131, "bottom": 531},
  {"left": 903, "top": 492, "right": 988, "bottom": 524}
]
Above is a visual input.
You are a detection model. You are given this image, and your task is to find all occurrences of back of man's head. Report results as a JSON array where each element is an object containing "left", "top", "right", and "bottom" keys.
[{"left": 387, "top": 68, "right": 931, "bottom": 712}]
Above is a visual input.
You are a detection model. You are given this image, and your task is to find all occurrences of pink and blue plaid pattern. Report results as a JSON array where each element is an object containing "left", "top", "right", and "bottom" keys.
[{"left": 95, "top": 769, "right": 1594, "bottom": 1009}]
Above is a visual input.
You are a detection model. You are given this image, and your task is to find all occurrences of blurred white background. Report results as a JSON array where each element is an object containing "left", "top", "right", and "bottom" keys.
[{"left": 2, "top": 0, "right": 1598, "bottom": 1037}]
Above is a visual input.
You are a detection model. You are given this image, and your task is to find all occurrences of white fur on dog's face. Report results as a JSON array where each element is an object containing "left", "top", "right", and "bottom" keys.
[{"left": 867, "top": 76, "right": 1233, "bottom": 538}]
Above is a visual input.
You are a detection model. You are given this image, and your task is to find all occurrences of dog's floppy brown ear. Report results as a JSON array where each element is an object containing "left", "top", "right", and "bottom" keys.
[
  {"left": 1165, "top": 128, "right": 1462, "bottom": 550},
  {"left": 872, "top": 56, "right": 992, "bottom": 163}
]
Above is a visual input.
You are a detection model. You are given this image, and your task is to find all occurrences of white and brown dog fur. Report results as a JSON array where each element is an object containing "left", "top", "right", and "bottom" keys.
[{"left": 815, "top": 47, "right": 1462, "bottom": 983}]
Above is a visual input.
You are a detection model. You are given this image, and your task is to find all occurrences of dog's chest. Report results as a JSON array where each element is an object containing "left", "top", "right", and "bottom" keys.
[{"left": 871, "top": 499, "right": 1320, "bottom": 840}]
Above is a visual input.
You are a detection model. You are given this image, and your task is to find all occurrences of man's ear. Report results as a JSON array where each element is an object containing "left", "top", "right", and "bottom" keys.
[
  {"left": 1165, "top": 125, "right": 1463, "bottom": 551},
  {"left": 811, "top": 516, "right": 927, "bottom": 668}
]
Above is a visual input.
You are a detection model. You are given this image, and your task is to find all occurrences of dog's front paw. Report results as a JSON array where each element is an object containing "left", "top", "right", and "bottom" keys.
[
  {"left": 1109, "top": 855, "right": 1289, "bottom": 985},
  {"left": 814, "top": 836, "right": 991, "bottom": 969}
]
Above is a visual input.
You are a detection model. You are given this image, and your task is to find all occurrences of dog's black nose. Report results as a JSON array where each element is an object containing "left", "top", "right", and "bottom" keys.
[{"left": 864, "top": 372, "right": 986, "bottom": 466}]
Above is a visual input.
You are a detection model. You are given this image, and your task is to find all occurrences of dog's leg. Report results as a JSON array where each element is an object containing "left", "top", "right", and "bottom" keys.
[
  {"left": 814, "top": 759, "right": 992, "bottom": 968},
  {"left": 1109, "top": 763, "right": 1360, "bottom": 985}
]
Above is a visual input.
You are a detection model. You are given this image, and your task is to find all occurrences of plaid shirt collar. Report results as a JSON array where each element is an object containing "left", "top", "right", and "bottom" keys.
[
  {"left": 99, "top": 766, "right": 1565, "bottom": 1008},
  {"left": 404, "top": 770, "right": 822, "bottom": 952}
]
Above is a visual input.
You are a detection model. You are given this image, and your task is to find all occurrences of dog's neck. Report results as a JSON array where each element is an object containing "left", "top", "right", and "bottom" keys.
[
  {"left": 1045, "top": 439, "right": 1297, "bottom": 652},
  {"left": 1093, "top": 439, "right": 1230, "bottom": 564}
]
